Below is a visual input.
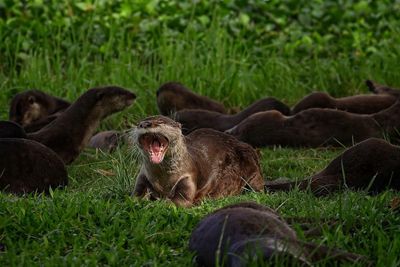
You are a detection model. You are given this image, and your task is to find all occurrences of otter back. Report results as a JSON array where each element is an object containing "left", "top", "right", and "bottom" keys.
[
  {"left": 156, "top": 82, "right": 226, "bottom": 115},
  {"left": 0, "top": 138, "right": 68, "bottom": 194}
]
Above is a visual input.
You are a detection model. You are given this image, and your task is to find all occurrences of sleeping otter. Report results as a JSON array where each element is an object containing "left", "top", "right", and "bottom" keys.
[
  {"left": 0, "top": 138, "right": 68, "bottom": 194},
  {"left": 292, "top": 80, "right": 400, "bottom": 114},
  {"left": 292, "top": 91, "right": 397, "bottom": 114},
  {"left": 189, "top": 202, "right": 367, "bottom": 266},
  {"left": 131, "top": 115, "right": 264, "bottom": 207},
  {"left": 9, "top": 89, "right": 70, "bottom": 128},
  {"left": 226, "top": 99, "right": 400, "bottom": 148},
  {"left": 174, "top": 97, "right": 290, "bottom": 134},
  {"left": 156, "top": 82, "right": 227, "bottom": 115},
  {"left": 265, "top": 138, "right": 400, "bottom": 195}
]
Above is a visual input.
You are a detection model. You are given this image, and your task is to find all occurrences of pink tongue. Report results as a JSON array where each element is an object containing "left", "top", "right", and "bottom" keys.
[
  {"left": 150, "top": 140, "right": 163, "bottom": 164},
  {"left": 151, "top": 140, "right": 161, "bottom": 153}
]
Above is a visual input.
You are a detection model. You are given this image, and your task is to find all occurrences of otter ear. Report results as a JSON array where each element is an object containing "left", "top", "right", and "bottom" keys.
[
  {"left": 177, "top": 122, "right": 182, "bottom": 129},
  {"left": 28, "top": 96, "right": 35, "bottom": 105}
]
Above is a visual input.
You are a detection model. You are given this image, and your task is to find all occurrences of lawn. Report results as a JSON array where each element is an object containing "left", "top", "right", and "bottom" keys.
[{"left": 1, "top": 1, "right": 400, "bottom": 266}]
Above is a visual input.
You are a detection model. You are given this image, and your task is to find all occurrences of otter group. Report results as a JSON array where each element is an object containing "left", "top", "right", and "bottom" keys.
[
  {"left": 1, "top": 86, "right": 136, "bottom": 194},
  {"left": 2, "top": 79, "right": 400, "bottom": 265}
]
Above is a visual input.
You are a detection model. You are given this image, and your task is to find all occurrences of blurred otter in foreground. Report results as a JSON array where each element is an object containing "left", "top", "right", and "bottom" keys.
[{"left": 189, "top": 202, "right": 368, "bottom": 266}]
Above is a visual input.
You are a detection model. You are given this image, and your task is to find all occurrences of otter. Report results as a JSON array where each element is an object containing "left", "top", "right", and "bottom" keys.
[
  {"left": 0, "top": 138, "right": 68, "bottom": 194},
  {"left": 156, "top": 82, "right": 227, "bottom": 115},
  {"left": 6, "top": 86, "right": 136, "bottom": 164},
  {"left": 189, "top": 202, "right": 367, "bottom": 266},
  {"left": 226, "top": 99, "right": 400, "bottom": 148},
  {"left": 9, "top": 89, "right": 70, "bottom": 128},
  {"left": 265, "top": 138, "right": 400, "bottom": 196},
  {"left": 292, "top": 91, "right": 397, "bottom": 114},
  {"left": 174, "top": 97, "right": 291, "bottom": 134},
  {"left": 131, "top": 115, "right": 264, "bottom": 207},
  {"left": 27, "top": 86, "right": 136, "bottom": 164},
  {"left": 88, "top": 130, "right": 122, "bottom": 152}
]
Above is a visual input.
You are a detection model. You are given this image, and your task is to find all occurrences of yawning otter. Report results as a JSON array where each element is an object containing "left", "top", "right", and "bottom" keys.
[{"left": 131, "top": 115, "right": 264, "bottom": 207}]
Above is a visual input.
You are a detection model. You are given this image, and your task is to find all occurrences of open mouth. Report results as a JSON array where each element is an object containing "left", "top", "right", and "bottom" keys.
[{"left": 139, "top": 133, "right": 169, "bottom": 164}]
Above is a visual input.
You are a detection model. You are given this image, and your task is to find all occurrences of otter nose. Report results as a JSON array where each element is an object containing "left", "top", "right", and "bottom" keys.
[{"left": 138, "top": 121, "right": 152, "bottom": 128}]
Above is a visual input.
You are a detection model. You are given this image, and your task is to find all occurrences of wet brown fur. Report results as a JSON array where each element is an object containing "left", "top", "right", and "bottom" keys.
[
  {"left": 189, "top": 202, "right": 367, "bottom": 266},
  {"left": 175, "top": 97, "right": 291, "bottom": 134},
  {"left": 0, "top": 138, "right": 68, "bottom": 194},
  {"left": 265, "top": 138, "right": 400, "bottom": 196},
  {"left": 0, "top": 121, "right": 27, "bottom": 138},
  {"left": 9, "top": 89, "right": 70, "bottom": 128},
  {"left": 132, "top": 115, "right": 264, "bottom": 207},
  {"left": 227, "top": 99, "right": 400, "bottom": 148},
  {"left": 156, "top": 82, "right": 227, "bottom": 115},
  {"left": 26, "top": 86, "right": 136, "bottom": 164}
]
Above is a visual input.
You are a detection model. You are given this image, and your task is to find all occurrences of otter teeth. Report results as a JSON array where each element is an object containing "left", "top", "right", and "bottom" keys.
[{"left": 148, "top": 140, "right": 166, "bottom": 164}]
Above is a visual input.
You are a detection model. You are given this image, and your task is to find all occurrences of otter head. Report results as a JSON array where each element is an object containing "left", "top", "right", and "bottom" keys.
[
  {"left": 9, "top": 90, "right": 48, "bottom": 126},
  {"left": 132, "top": 116, "right": 183, "bottom": 164},
  {"left": 89, "top": 86, "right": 136, "bottom": 117}
]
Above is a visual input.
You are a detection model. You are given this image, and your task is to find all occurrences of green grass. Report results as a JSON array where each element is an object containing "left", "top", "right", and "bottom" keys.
[{"left": 1, "top": 24, "right": 400, "bottom": 266}]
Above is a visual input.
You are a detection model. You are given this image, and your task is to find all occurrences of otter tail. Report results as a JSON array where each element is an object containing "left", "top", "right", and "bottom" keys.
[{"left": 0, "top": 121, "right": 27, "bottom": 138}]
